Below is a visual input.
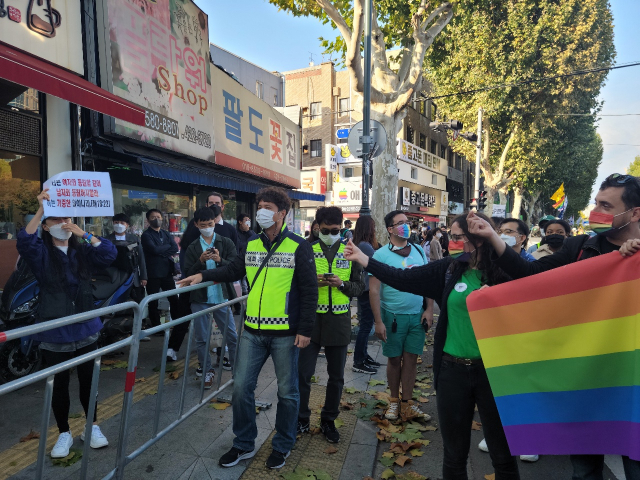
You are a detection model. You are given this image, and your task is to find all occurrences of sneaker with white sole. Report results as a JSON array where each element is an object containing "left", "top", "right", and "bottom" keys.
[
  {"left": 204, "top": 370, "right": 215, "bottom": 389},
  {"left": 196, "top": 364, "right": 203, "bottom": 377},
  {"left": 219, "top": 446, "right": 256, "bottom": 467},
  {"left": 520, "top": 454, "right": 539, "bottom": 462},
  {"left": 404, "top": 401, "right": 431, "bottom": 421},
  {"left": 80, "top": 425, "right": 109, "bottom": 449},
  {"left": 166, "top": 348, "right": 177, "bottom": 362},
  {"left": 51, "top": 431, "right": 73, "bottom": 458},
  {"left": 384, "top": 398, "right": 400, "bottom": 420},
  {"left": 478, "top": 438, "right": 489, "bottom": 452}
]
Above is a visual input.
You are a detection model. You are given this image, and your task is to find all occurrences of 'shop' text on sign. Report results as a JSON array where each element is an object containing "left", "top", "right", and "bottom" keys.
[{"left": 43, "top": 172, "right": 114, "bottom": 218}]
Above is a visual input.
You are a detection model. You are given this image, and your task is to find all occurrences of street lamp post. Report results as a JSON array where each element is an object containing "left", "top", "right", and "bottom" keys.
[
  {"left": 359, "top": 0, "right": 373, "bottom": 216},
  {"left": 474, "top": 107, "right": 483, "bottom": 201}
]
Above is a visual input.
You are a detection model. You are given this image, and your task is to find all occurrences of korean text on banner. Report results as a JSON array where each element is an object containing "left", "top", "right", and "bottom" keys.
[
  {"left": 43, "top": 172, "right": 114, "bottom": 218},
  {"left": 467, "top": 252, "right": 640, "bottom": 461}
]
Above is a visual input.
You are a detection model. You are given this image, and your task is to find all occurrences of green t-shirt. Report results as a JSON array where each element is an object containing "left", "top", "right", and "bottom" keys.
[{"left": 443, "top": 269, "right": 484, "bottom": 359}]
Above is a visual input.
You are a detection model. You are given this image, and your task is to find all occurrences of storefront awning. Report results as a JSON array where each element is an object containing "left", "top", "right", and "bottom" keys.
[
  {"left": 407, "top": 213, "right": 441, "bottom": 222},
  {"left": 0, "top": 43, "right": 144, "bottom": 125},
  {"left": 140, "top": 157, "right": 325, "bottom": 201}
]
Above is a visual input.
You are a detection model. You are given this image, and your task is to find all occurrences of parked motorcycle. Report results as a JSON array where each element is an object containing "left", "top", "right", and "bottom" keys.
[{"left": 0, "top": 243, "right": 137, "bottom": 383}]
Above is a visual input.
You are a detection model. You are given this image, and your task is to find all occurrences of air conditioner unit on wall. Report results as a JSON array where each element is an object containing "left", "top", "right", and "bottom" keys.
[{"left": 333, "top": 87, "right": 341, "bottom": 97}]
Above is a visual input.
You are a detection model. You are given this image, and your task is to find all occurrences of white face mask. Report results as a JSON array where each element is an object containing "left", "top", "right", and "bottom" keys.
[
  {"left": 244, "top": 220, "right": 251, "bottom": 228},
  {"left": 48, "top": 223, "right": 72, "bottom": 240},
  {"left": 256, "top": 208, "right": 276, "bottom": 229},
  {"left": 113, "top": 223, "right": 127, "bottom": 234},
  {"left": 199, "top": 227, "right": 215, "bottom": 238},
  {"left": 436, "top": 232, "right": 442, "bottom": 239},
  {"left": 319, "top": 232, "right": 341, "bottom": 246},
  {"left": 500, "top": 234, "right": 517, "bottom": 247}
]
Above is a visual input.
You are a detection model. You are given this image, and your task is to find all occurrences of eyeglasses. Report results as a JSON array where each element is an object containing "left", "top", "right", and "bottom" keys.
[
  {"left": 320, "top": 228, "right": 341, "bottom": 235},
  {"left": 391, "top": 221, "right": 409, "bottom": 227},
  {"left": 450, "top": 233, "right": 467, "bottom": 242},
  {"left": 498, "top": 228, "right": 521, "bottom": 236}
]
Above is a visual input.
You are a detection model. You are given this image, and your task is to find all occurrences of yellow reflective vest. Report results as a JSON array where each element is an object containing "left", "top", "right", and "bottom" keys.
[{"left": 312, "top": 241, "right": 352, "bottom": 314}]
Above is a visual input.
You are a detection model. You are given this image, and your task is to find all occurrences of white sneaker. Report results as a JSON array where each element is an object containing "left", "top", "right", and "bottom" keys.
[
  {"left": 520, "top": 454, "right": 539, "bottom": 462},
  {"left": 51, "top": 431, "right": 73, "bottom": 458},
  {"left": 384, "top": 400, "right": 400, "bottom": 420},
  {"left": 166, "top": 348, "right": 177, "bottom": 362},
  {"left": 81, "top": 425, "right": 109, "bottom": 449},
  {"left": 478, "top": 438, "right": 489, "bottom": 452},
  {"left": 407, "top": 402, "right": 431, "bottom": 421}
]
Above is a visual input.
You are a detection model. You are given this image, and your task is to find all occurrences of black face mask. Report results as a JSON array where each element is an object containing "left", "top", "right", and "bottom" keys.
[
  {"left": 150, "top": 218, "right": 162, "bottom": 228},
  {"left": 545, "top": 234, "right": 565, "bottom": 249}
]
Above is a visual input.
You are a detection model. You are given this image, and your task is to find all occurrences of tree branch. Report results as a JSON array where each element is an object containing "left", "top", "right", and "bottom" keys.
[
  {"left": 345, "top": 0, "right": 365, "bottom": 94},
  {"left": 498, "top": 126, "right": 518, "bottom": 178},
  {"left": 371, "top": 6, "right": 389, "bottom": 73},
  {"left": 315, "top": 0, "right": 352, "bottom": 45}
]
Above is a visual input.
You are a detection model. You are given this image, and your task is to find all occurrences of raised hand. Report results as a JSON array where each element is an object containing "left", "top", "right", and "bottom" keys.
[
  {"left": 37, "top": 189, "right": 50, "bottom": 207},
  {"left": 343, "top": 239, "right": 369, "bottom": 267},
  {"left": 466, "top": 211, "right": 494, "bottom": 238}
]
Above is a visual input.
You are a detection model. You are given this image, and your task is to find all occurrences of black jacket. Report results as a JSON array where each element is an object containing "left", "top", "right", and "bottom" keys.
[
  {"left": 366, "top": 256, "right": 510, "bottom": 389},
  {"left": 200, "top": 226, "right": 318, "bottom": 337},
  {"left": 105, "top": 232, "right": 148, "bottom": 285},
  {"left": 183, "top": 234, "right": 237, "bottom": 304},
  {"left": 141, "top": 228, "right": 178, "bottom": 279},
  {"left": 494, "top": 234, "right": 610, "bottom": 280},
  {"left": 236, "top": 228, "right": 256, "bottom": 258}
]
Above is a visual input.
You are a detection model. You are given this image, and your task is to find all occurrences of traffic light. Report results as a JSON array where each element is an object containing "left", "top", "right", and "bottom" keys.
[
  {"left": 469, "top": 198, "right": 478, "bottom": 210},
  {"left": 478, "top": 191, "right": 488, "bottom": 211}
]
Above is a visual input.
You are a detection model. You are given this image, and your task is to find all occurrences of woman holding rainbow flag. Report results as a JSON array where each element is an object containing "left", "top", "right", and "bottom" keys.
[{"left": 345, "top": 212, "right": 520, "bottom": 480}]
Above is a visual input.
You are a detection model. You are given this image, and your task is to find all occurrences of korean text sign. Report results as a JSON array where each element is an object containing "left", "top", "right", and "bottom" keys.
[
  {"left": 212, "top": 66, "right": 301, "bottom": 188},
  {"left": 104, "top": 0, "right": 213, "bottom": 161},
  {"left": 43, "top": 172, "right": 114, "bottom": 217}
]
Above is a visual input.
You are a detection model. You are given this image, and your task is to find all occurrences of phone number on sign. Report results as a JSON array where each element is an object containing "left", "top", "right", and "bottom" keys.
[
  {"left": 182, "top": 125, "right": 212, "bottom": 149},
  {"left": 144, "top": 110, "right": 179, "bottom": 139}
]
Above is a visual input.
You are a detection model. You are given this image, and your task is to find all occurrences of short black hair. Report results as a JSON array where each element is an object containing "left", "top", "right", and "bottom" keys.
[
  {"left": 344, "top": 219, "right": 352, "bottom": 226},
  {"left": 384, "top": 210, "right": 405, "bottom": 228},
  {"left": 491, "top": 216, "right": 504, "bottom": 226},
  {"left": 237, "top": 212, "right": 250, "bottom": 223},
  {"left": 256, "top": 186, "right": 291, "bottom": 213},
  {"left": 113, "top": 213, "right": 130, "bottom": 224},
  {"left": 545, "top": 219, "right": 571, "bottom": 235},
  {"left": 207, "top": 191, "right": 224, "bottom": 203},
  {"left": 599, "top": 175, "right": 640, "bottom": 209},
  {"left": 316, "top": 206, "right": 343, "bottom": 226},
  {"left": 146, "top": 209, "right": 162, "bottom": 220},
  {"left": 194, "top": 206, "right": 216, "bottom": 223},
  {"left": 500, "top": 218, "right": 530, "bottom": 238}
]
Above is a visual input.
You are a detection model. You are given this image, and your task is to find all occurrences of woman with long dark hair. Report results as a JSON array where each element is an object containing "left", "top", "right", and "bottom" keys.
[
  {"left": 345, "top": 212, "right": 519, "bottom": 480},
  {"left": 17, "top": 189, "right": 116, "bottom": 458},
  {"left": 351, "top": 216, "right": 380, "bottom": 373},
  {"left": 307, "top": 220, "right": 320, "bottom": 243}
]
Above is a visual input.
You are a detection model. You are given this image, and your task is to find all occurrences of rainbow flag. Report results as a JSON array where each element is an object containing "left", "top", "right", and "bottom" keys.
[
  {"left": 589, "top": 212, "right": 613, "bottom": 234},
  {"left": 467, "top": 252, "right": 640, "bottom": 460}
]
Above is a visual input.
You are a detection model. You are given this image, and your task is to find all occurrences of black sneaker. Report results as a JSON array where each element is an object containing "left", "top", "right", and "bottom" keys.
[
  {"left": 196, "top": 365, "right": 203, "bottom": 377},
  {"left": 297, "top": 418, "right": 310, "bottom": 434},
  {"left": 321, "top": 420, "right": 340, "bottom": 443},
  {"left": 265, "top": 449, "right": 290, "bottom": 469},
  {"left": 216, "top": 357, "right": 232, "bottom": 371},
  {"left": 219, "top": 446, "right": 256, "bottom": 467},
  {"left": 352, "top": 362, "right": 377, "bottom": 374},
  {"left": 365, "top": 355, "right": 381, "bottom": 367}
]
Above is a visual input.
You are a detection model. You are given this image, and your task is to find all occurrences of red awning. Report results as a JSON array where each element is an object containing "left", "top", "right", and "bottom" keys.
[
  {"left": 0, "top": 43, "right": 144, "bottom": 126},
  {"left": 407, "top": 213, "right": 440, "bottom": 222}
]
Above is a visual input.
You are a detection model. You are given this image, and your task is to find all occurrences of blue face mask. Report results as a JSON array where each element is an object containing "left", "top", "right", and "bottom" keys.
[{"left": 395, "top": 224, "right": 411, "bottom": 239}]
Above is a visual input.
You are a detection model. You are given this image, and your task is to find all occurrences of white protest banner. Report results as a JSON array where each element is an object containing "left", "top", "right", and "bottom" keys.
[
  {"left": 492, "top": 204, "right": 506, "bottom": 218},
  {"left": 43, "top": 171, "right": 114, "bottom": 217}
]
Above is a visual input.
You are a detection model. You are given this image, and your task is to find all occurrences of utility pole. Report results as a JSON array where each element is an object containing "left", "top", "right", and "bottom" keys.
[
  {"left": 359, "top": 0, "right": 372, "bottom": 216},
  {"left": 474, "top": 107, "right": 483, "bottom": 201}
]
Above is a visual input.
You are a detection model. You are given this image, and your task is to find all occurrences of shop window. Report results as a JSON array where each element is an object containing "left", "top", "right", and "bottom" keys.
[
  {"left": 256, "top": 81, "right": 264, "bottom": 99},
  {"left": 406, "top": 126, "right": 414, "bottom": 144},
  {"left": 8, "top": 88, "right": 40, "bottom": 113},
  {"left": 344, "top": 166, "right": 362, "bottom": 178},
  {"left": 310, "top": 139, "right": 322, "bottom": 157},
  {"left": 419, "top": 133, "right": 426, "bottom": 150},
  {"left": 0, "top": 153, "right": 41, "bottom": 240},
  {"left": 432, "top": 174, "right": 438, "bottom": 185},
  {"left": 310, "top": 102, "right": 322, "bottom": 120},
  {"left": 411, "top": 167, "right": 418, "bottom": 180}
]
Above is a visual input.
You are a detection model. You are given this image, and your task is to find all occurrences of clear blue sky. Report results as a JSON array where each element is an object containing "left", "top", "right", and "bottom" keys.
[{"left": 202, "top": 0, "right": 640, "bottom": 203}]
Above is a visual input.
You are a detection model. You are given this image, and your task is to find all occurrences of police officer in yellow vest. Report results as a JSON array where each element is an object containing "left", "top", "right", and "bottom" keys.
[
  {"left": 297, "top": 207, "right": 364, "bottom": 443},
  {"left": 178, "top": 187, "right": 318, "bottom": 470}
]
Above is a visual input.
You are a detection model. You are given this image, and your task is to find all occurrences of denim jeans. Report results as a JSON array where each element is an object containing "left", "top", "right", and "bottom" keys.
[
  {"left": 232, "top": 330, "right": 299, "bottom": 454},
  {"left": 191, "top": 303, "right": 238, "bottom": 372},
  {"left": 436, "top": 359, "right": 519, "bottom": 480},
  {"left": 298, "top": 341, "right": 348, "bottom": 422},
  {"left": 354, "top": 292, "right": 374, "bottom": 365},
  {"left": 571, "top": 454, "right": 640, "bottom": 480}
]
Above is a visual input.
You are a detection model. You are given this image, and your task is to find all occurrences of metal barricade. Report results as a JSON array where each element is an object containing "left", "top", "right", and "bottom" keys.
[{"left": 0, "top": 282, "right": 248, "bottom": 480}]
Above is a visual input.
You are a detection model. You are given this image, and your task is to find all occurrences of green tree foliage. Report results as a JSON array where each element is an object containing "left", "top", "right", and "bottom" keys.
[
  {"left": 423, "top": 0, "right": 615, "bottom": 215},
  {"left": 628, "top": 156, "right": 640, "bottom": 177}
]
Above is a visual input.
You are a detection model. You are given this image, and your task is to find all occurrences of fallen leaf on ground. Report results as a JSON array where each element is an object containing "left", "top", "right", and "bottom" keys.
[
  {"left": 145, "top": 389, "right": 158, "bottom": 396},
  {"left": 381, "top": 468, "right": 396, "bottom": 479},
  {"left": 310, "top": 375, "right": 318, "bottom": 383},
  {"left": 68, "top": 413, "right": 82, "bottom": 419},
  {"left": 396, "top": 472, "right": 427, "bottom": 480},
  {"left": 334, "top": 418, "right": 344, "bottom": 428},
  {"left": 51, "top": 448, "right": 83, "bottom": 467},
  {"left": 310, "top": 427, "right": 321, "bottom": 434},
  {"left": 415, "top": 439, "right": 431, "bottom": 446},
  {"left": 376, "top": 431, "right": 387, "bottom": 441},
  {"left": 101, "top": 360, "right": 117, "bottom": 366},
  {"left": 112, "top": 360, "right": 128, "bottom": 369},
  {"left": 418, "top": 396, "right": 429, "bottom": 403},
  {"left": 169, "top": 371, "right": 180, "bottom": 380},
  {"left": 344, "top": 387, "right": 360, "bottom": 394},
  {"left": 209, "top": 402, "right": 230, "bottom": 410},
  {"left": 152, "top": 364, "right": 178, "bottom": 372},
  {"left": 368, "top": 379, "right": 386, "bottom": 386},
  {"left": 324, "top": 445, "right": 338, "bottom": 454},
  {"left": 382, "top": 451, "right": 395, "bottom": 458},
  {"left": 20, "top": 430, "right": 40, "bottom": 442},
  {"left": 363, "top": 477, "right": 375, "bottom": 480},
  {"left": 379, "top": 456, "right": 395, "bottom": 467},
  {"left": 472, "top": 420, "right": 482, "bottom": 431},
  {"left": 409, "top": 449, "right": 423, "bottom": 457},
  {"left": 135, "top": 377, "right": 147, "bottom": 384},
  {"left": 100, "top": 367, "right": 112, "bottom": 371},
  {"left": 395, "top": 455, "right": 411, "bottom": 467},
  {"left": 485, "top": 474, "right": 496, "bottom": 480},
  {"left": 423, "top": 425, "right": 437, "bottom": 431},
  {"left": 340, "top": 400, "right": 354, "bottom": 410}
]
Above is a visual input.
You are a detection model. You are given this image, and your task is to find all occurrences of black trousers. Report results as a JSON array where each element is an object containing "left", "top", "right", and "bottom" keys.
[
  {"left": 298, "top": 341, "right": 348, "bottom": 422},
  {"left": 436, "top": 359, "right": 519, "bottom": 480},
  {"left": 42, "top": 342, "right": 99, "bottom": 434},
  {"left": 146, "top": 275, "right": 181, "bottom": 328},
  {"left": 168, "top": 290, "right": 191, "bottom": 351}
]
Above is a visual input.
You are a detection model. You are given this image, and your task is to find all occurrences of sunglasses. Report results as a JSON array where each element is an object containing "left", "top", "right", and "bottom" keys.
[
  {"left": 608, "top": 173, "right": 640, "bottom": 193},
  {"left": 320, "top": 228, "right": 341, "bottom": 235}
]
